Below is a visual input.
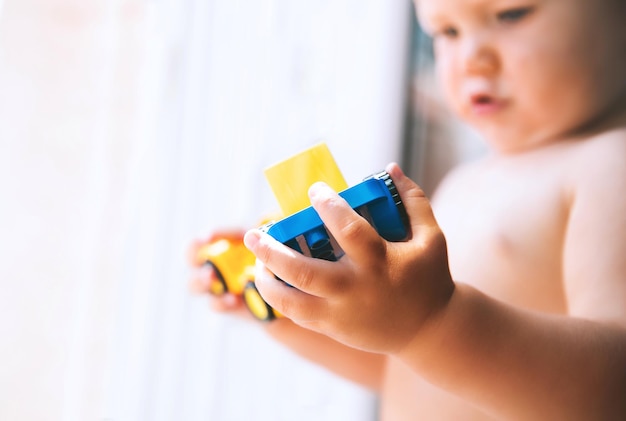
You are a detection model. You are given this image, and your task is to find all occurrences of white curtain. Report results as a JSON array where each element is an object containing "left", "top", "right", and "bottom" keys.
[{"left": 0, "top": 1, "right": 412, "bottom": 420}]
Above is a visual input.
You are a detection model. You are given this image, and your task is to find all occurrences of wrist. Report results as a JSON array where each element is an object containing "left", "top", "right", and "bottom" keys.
[{"left": 394, "top": 282, "right": 474, "bottom": 377}]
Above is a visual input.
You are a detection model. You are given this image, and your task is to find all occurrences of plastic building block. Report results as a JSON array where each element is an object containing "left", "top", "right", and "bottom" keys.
[
  {"left": 264, "top": 143, "right": 348, "bottom": 215},
  {"left": 195, "top": 143, "right": 410, "bottom": 321}
]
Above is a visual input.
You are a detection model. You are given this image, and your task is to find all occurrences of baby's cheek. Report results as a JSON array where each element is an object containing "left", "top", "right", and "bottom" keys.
[{"left": 435, "top": 67, "right": 461, "bottom": 112}]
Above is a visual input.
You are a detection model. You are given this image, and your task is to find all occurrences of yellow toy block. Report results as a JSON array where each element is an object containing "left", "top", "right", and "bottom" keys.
[{"left": 263, "top": 143, "right": 348, "bottom": 215}]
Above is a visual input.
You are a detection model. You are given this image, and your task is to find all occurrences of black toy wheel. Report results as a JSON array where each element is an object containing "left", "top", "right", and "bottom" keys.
[
  {"left": 204, "top": 262, "right": 228, "bottom": 295},
  {"left": 373, "top": 170, "right": 410, "bottom": 231}
]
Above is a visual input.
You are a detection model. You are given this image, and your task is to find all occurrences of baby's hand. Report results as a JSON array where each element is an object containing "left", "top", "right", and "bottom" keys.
[
  {"left": 187, "top": 230, "right": 252, "bottom": 318},
  {"left": 244, "top": 163, "right": 455, "bottom": 354}
]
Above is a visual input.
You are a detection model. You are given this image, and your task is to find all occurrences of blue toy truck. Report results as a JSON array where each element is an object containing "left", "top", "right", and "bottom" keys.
[{"left": 243, "top": 170, "right": 410, "bottom": 320}]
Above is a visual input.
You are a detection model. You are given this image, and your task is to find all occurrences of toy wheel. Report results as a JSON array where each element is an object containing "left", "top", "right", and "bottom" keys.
[
  {"left": 243, "top": 281, "right": 275, "bottom": 322},
  {"left": 373, "top": 170, "right": 410, "bottom": 231},
  {"left": 205, "top": 262, "right": 228, "bottom": 295}
]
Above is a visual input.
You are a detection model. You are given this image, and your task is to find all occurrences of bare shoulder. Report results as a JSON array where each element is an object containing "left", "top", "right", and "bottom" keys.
[
  {"left": 561, "top": 128, "right": 626, "bottom": 323},
  {"left": 568, "top": 128, "right": 626, "bottom": 171},
  {"left": 563, "top": 128, "right": 626, "bottom": 195}
]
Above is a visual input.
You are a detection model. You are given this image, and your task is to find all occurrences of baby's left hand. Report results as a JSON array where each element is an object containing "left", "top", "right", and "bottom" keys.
[{"left": 244, "top": 163, "right": 455, "bottom": 355}]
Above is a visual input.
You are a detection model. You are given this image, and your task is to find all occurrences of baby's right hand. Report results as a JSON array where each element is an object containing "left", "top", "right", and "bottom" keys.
[{"left": 187, "top": 230, "right": 252, "bottom": 318}]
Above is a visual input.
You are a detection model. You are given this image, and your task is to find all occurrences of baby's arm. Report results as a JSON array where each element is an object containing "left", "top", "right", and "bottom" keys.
[
  {"left": 264, "top": 318, "right": 385, "bottom": 391},
  {"left": 245, "top": 162, "right": 626, "bottom": 419},
  {"left": 188, "top": 232, "right": 386, "bottom": 391}
]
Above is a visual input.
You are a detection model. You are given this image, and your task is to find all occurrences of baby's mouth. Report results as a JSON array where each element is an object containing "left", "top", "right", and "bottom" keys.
[
  {"left": 472, "top": 94, "right": 494, "bottom": 105},
  {"left": 469, "top": 93, "right": 504, "bottom": 115}
]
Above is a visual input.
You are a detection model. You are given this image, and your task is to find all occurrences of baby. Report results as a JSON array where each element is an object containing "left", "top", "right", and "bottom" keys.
[{"left": 192, "top": 0, "right": 626, "bottom": 418}]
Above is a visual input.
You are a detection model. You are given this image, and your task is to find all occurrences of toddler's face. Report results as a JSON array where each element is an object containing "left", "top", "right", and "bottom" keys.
[{"left": 416, "top": 0, "right": 626, "bottom": 153}]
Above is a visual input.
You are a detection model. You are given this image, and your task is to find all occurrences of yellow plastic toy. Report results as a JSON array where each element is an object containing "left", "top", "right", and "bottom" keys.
[
  {"left": 196, "top": 143, "right": 348, "bottom": 321},
  {"left": 195, "top": 237, "right": 255, "bottom": 297},
  {"left": 264, "top": 143, "right": 348, "bottom": 215}
]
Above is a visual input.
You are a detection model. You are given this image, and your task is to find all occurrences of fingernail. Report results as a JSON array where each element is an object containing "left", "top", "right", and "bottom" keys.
[
  {"left": 243, "top": 229, "right": 261, "bottom": 250},
  {"left": 308, "top": 181, "right": 332, "bottom": 200}
]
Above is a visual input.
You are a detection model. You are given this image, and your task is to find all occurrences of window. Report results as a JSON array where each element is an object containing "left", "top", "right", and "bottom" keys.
[{"left": 0, "top": 1, "right": 415, "bottom": 420}]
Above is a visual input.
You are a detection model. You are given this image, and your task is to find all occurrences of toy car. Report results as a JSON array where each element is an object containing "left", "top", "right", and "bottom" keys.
[
  {"left": 197, "top": 170, "right": 410, "bottom": 321},
  {"left": 194, "top": 223, "right": 279, "bottom": 322}
]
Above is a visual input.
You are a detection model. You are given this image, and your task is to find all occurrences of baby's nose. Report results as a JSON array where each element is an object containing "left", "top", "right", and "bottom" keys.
[{"left": 461, "top": 35, "right": 499, "bottom": 76}]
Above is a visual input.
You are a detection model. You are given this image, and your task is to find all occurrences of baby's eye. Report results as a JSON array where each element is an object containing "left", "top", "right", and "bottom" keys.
[
  {"left": 437, "top": 26, "right": 459, "bottom": 39},
  {"left": 496, "top": 6, "right": 534, "bottom": 23}
]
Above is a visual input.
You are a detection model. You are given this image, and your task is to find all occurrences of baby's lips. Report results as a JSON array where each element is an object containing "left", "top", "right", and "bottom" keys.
[{"left": 470, "top": 92, "right": 494, "bottom": 104}]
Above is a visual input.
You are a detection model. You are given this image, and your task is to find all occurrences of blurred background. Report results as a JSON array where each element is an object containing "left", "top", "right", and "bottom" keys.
[{"left": 0, "top": 0, "right": 484, "bottom": 420}]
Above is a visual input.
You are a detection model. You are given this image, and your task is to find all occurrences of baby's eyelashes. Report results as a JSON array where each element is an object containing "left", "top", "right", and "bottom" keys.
[
  {"left": 439, "top": 26, "right": 459, "bottom": 39},
  {"left": 496, "top": 6, "right": 535, "bottom": 24},
  {"left": 428, "top": 24, "right": 460, "bottom": 42}
]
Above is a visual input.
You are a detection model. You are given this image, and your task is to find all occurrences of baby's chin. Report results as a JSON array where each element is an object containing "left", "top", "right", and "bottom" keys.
[{"left": 477, "top": 126, "right": 564, "bottom": 155}]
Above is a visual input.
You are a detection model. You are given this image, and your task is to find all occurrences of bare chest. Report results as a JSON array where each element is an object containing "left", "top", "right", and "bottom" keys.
[
  {"left": 381, "top": 164, "right": 572, "bottom": 420},
  {"left": 433, "top": 167, "right": 569, "bottom": 314}
]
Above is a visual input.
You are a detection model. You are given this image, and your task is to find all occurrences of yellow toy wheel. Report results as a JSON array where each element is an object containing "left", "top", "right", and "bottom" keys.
[{"left": 243, "top": 281, "right": 275, "bottom": 322}]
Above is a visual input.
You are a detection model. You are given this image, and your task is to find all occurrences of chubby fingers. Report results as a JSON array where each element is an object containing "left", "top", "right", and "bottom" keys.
[
  {"left": 307, "top": 181, "right": 385, "bottom": 263},
  {"left": 243, "top": 229, "right": 334, "bottom": 319},
  {"left": 385, "top": 162, "right": 440, "bottom": 239},
  {"left": 187, "top": 238, "right": 207, "bottom": 267},
  {"left": 189, "top": 264, "right": 214, "bottom": 293}
]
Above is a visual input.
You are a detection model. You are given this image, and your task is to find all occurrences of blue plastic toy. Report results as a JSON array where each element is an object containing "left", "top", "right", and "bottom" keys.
[{"left": 262, "top": 170, "right": 410, "bottom": 261}]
